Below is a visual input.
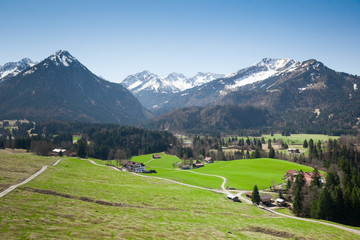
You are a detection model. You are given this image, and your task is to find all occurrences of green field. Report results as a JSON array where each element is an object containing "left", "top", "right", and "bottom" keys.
[
  {"left": 1, "top": 153, "right": 359, "bottom": 239},
  {"left": 193, "top": 158, "right": 315, "bottom": 190},
  {"left": 131, "top": 153, "right": 223, "bottom": 189},
  {"left": 131, "top": 154, "right": 317, "bottom": 190},
  {"left": 259, "top": 134, "right": 339, "bottom": 145}
]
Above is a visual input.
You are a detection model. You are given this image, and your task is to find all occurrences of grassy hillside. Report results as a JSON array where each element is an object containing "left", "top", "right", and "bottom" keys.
[
  {"left": 1, "top": 154, "right": 358, "bottom": 239},
  {"left": 0, "top": 149, "right": 56, "bottom": 192}
]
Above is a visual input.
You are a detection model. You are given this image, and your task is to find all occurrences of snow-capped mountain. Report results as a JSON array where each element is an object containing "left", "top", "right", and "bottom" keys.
[
  {"left": 121, "top": 71, "right": 223, "bottom": 94},
  {"left": 149, "top": 58, "right": 301, "bottom": 113},
  {"left": 221, "top": 58, "right": 299, "bottom": 94},
  {"left": 0, "top": 58, "right": 35, "bottom": 82},
  {"left": 120, "top": 71, "right": 224, "bottom": 108},
  {"left": 0, "top": 50, "right": 151, "bottom": 124},
  {"left": 148, "top": 58, "right": 360, "bottom": 131}
]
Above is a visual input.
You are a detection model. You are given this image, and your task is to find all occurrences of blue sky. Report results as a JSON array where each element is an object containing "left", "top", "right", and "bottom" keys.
[{"left": 1, "top": 0, "right": 359, "bottom": 81}]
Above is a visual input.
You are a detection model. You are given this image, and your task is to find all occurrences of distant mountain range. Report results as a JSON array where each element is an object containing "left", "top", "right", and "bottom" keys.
[
  {"left": 120, "top": 71, "right": 223, "bottom": 109},
  {"left": 0, "top": 50, "right": 151, "bottom": 124},
  {"left": 1, "top": 51, "right": 359, "bottom": 133},
  {"left": 146, "top": 58, "right": 360, "bottom": 133}
]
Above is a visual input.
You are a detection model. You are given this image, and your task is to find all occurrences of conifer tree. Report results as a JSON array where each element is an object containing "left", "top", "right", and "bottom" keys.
[
  {"left": 269, "top": 147, "right": 275, "bottom": 158},
  {"left": 293, "top": 187, "right": 302, "bottom": 216},
  {"left": 251, "top": 185, "right": 260, "bottom": 205},
  {"left": 303, "top": 139, "right": 308, "bottom": 148}
]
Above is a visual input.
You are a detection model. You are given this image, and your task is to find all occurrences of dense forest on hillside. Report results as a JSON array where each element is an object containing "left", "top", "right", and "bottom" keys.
[
  {"left": 0, "top": 120, "right": 177, "bottom": 160},
  {"left": 147, "top": 105, "right": 269, "bottom": 134},
  {"left": 285, "top": 138, "right": 360, "bottom": 227}
]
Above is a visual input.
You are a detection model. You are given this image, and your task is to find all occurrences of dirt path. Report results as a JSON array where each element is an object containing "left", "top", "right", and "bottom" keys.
[
  {"left": 0, "top": 165, "right": 48, "bottom": 198},
  {"left": 80, "top": 158, "right": 360, "bottom": 236},
  {"left": 0, "top": 158, "right": 63, "bottom": 198}
]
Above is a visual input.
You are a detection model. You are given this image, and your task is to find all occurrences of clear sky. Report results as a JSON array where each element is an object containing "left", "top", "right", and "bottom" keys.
[{"left": 1, "top": 0, "right": 359, "bottom": 82}]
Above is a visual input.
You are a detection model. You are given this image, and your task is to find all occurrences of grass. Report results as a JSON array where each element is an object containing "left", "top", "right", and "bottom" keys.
[
  {"left": 261, "top": 134, "right": 339, "bottom": 145},
  {"left": 130, "top": 154, "right": 317, "bottom": 191},
  {"left": 1, "top": 153, "right": 359, "bottom": 239},
  {"left": 131, "top": 153, "right": 223, "bottom": 189},
  {"left": 72, "top": 136, "right": 81, "bottom": 144},
  {"left": 193, "top": 158, "right": 315, "bottom": 190},
  {"left": 0, "top": 149, "right": 56, "bottom": 192}
]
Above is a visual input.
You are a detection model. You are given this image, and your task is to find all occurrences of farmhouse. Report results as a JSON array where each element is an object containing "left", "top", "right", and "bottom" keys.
[
  {"left": 153, "top": 154, "right": 161, "bottom": 159},
  {"left": 227, "top": 194, "right": 240, "bottom": 202},
  {"left": 288, "top": 148, "right": 300, "bottom": 154},
  {"left": 260, "top": 194, "right": 272, "bottom": 205},
  {"left": 275, "top": 198, "right": 286, "bottom": 206},
  {"left": 122, "top": 160, "right": 145, "bottom": 173},
  {"left": 245, "top": 192, "right": 252, "bottom": 198},
  {"left": 51, "top": 148, "right": 66, "bottom": 156},
  {"left": 193, "top": 160, "right": 204, "bottom": 168},
  {"left": 204, "top": 157, "right": 213, "bottom": 164}
]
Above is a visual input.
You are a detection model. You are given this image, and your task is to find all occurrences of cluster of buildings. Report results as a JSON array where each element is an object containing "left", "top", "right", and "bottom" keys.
[
  {"left": 181, "top": 157, "right": 213, "bottom": 169},
  {"left": 285, "top": 169, "right": 324, "bottom": 186},
  {"left": 122, "top": 160, "right": 145, "bottom": 173},
  {"left": 122, "top": 155, "right": 162, "bottom": 173}
]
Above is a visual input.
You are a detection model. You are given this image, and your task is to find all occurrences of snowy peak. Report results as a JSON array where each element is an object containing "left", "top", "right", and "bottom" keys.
[
  {"left": 0, "top": 58, "right": 35, "bottom": 81},
  {"left": 121, "top": 70, "right": 159, "bottom": 91},
  {"left": 48, "top": 50, "right": 79, "bottom": 67},
  {"left": 255, "top": 58, "right": 299, "bottom": 71},
  {"left": 121, "top": 71, "right": 224, "bottom": 95},
  {"left": 222, "top": 58, "right": 300, "bottom": 93},
  {"left": 189, "top": 72, "right": 225, "bottom": 87}
]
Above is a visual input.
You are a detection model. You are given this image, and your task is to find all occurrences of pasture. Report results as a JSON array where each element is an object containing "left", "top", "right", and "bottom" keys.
[
  {"left": 256, "top": 134, "right": 338, "bottom": 145},
  {"left": 132, "top": 154, "right": 316, "bottom": 190},
  {"left": 0, "top": 153, "right": 358, "bottom": 239},
  {"left": 193, "top": 158, "right": 315, "bottom": 190}
]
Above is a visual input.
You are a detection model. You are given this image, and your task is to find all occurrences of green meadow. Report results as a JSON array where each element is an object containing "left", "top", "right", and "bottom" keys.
[
  {"left": 131, "top": 153, "right": 223, "bottom": 189},
  {"left": 132, "top": 153, "right": 316, "bottom": 190},
  {"left": 259, "top": 134, "right": 339, "bottom": 145},
  {"left": 193, "top": 158, "right": 315, "bottom": 190},
  {"left": 1, "top": 153, "right": 359, "bottom": 239}
]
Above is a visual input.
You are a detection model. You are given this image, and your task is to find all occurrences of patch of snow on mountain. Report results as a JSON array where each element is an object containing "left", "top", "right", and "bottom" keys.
[
  {"left": 49, "top": 50, "right": 77, "bottom": 67},
  {"left": 225, "top": 58, "right": 299, "bottom": 91},
  {"left": 0, "top": 58, "right": 34, "bottom": 81},
  {"left": 354, "top": 83, "right": 358, "bottom": 91}
]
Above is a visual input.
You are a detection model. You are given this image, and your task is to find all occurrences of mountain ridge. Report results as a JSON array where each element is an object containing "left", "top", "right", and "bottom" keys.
[
  {"left": 0, "top": 50, "right": 151, "bottom": 124},
  {"left": 120, "top": 70, "right": 224, "bottom": 109}
]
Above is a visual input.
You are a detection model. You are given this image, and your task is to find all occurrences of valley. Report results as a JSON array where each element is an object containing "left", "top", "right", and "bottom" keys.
[
  {"left": 1, "top": 1, "right": 359, "bottom": 239},
  {"left": 1, "top": 150, "right": 360, "bottom": 239}
]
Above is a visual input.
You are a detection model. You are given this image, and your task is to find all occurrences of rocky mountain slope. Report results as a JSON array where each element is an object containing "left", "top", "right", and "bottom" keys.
[
  {"left": 150, "top": 58, "right": 300, "bottom": 114},
  {"left": 147, "top": 58, "right": 360, "bottom": 132},
  {"left": 0, "top": 50, "right": 151, "bottom": 124}
]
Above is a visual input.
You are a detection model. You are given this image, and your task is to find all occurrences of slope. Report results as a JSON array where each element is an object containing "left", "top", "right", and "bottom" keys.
[{"left": 1, "top": 153, "right": 358, "bottom": 239}]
